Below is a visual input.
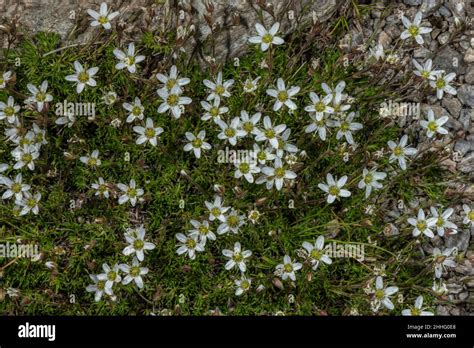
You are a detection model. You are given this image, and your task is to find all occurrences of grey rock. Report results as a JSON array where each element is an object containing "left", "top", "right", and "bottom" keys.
[
  {"left": 458, "top": 85, "right": 474, "bottom": 107},
  {"left": 433, "top": 46, "right": 465, "bottom": 74},
  {"left": 466, "top": 66, "right": 474, "bottom": 84},
  {"left": 457, "top": 152, "right": 474, "bottom": 175},
  {"left": 459, "top": 291, "right": 469, "bottom": 301},
  {"left": 459, "top": 109, "right": 474, "bottom": 130},
  {"left": 464, "top": 48, "right": 474, "bottom": 63},
  {"left": 1, "top": 0, "right": 339, "bottom": 63},
  {"left": 413, "top": 47, "right": 432, "bottom": 59},
  {"left": 454, "top": 139, "right": 473, "bottom": 155},
  {"left": 438, "top": 31, "right": 450, "bottom": 45},
  {"left": 420, "top": 0, "right": 443, "bottom": 15},
  {"left": 384, "top": 24, "right": 401, "bottom": 40},
  {"left": 404, "top": 0, "right": 422, "bottom": 5},
  {"left": 448, "top": 0, "right": 467, "bottom": 19},
  {"left": 446, "top": 116, "right": 464, "bottom": 131},
  {"left": 442, "top": 96, "right": 462, "bottom": 117},
  {"left": 439, "top": 5, "right": 452, "bottom": 17}
]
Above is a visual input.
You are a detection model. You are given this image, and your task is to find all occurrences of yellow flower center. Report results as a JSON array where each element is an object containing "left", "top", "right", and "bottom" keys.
[
  {"left": 315, "top": 101, "right": 326, "bottom": 112},
  {"left": 328, "top": 185, "right": 340, "bottom": 196},
  {"left": 145, "top": 128, "right": 156, "bottom": 138},
  {"left": 36, "top": 91, "right": 46, "bottom": 101},
  {"left": 277, "top": 91, "right": 288, "bottom": 102},
  {"left": 186, "top": 238, "right": 196, "bottom": 249},
  {"left": 166, "top": 79, "right": 176, "bottom": 89},
  {"left": 435, "top": 78, "right": 445, "bottom": 89},
  {"left": 78, "top": 71, "right": 90, "bottom": 83},
  {"left": 98, "top": 16, "right": 108, "bottom": 25},
  {"left": 167, "top": 94, "right": 179, "bottom": 106},
  {"left": 132, "top": 106, "right": 142, "bottom": 116},
  {"left": 416, "top": 220, "right": 427, "bottom": 231},
  {"left": 427, "top": 121, "right": 438, "bottom": 132},
  {"left": 239, "top": 162, "right": 250, "bottom": 173},
  {"left": 227, "top": 215, "right": 239, "bottom": 227},
  {"left": 130, "top": 266, "right": 140, "bottom": 277},
  {"left": 12, "top": 183, "right": 22, "bottom": 193},
  {"left": 262, "top": 33, "right": 273, "bottom": 44},
  {"left": 192, "top": 138, "right": 203, "bottom": 148},
  {"left": 283, "top": 263, "right": 293, "bottom": 273},
  {"left": 393, "top": 146, "right": 403, "bottom": 157},
  {"left": 224, "top": 128, "right": 236, "bottom": 137},
  {"left": 133, "top": 239, "right": 144, "bottom": 250},
  {"left": 275, "top": 167, "right": 286, "bottom": 178},
  {"left": 408, "top": 25, "right": 419, "bottom": 36},
  {"left": 4, "top": 106, "right": 15, "bottom": 116},
  {"left": 215, "top": 85, "right": 225, "bottom": 95},
  {"left": 364, "top": 174, "right": 373, "bottom": 184}
]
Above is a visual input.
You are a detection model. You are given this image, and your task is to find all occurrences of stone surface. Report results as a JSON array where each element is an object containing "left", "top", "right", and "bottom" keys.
[
  {"left": 0, "top": 0, "right": 339, "bottom": 63},
  {"left": 433, "top": 45, "right": 465, "bottom": 75},
  {"left": 458, "top": 85, "right": 474, "bottom": 107}
]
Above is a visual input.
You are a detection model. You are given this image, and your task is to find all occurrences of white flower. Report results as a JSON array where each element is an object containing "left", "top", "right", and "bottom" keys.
[
  {"left": 113, "top": 43, "right": 145, "bottom": 73},
  {"left": 253, "top": 143, "right": 276, "bottom": 165},
  {"left": 0, "top": 96, "right": 20, "bottom": 124},
  {"left": 432, "top": 247, "right": 457, "bottom": 278},
  {"left": 266, "top": 78, "right": 300, "bottom": 111},
  {"left": 31, "top": 123, "right": 47, "bottom": 147},
  {"left": 321, "top": 81, "right": 346, "bottom": 102},
  {"left": 87, "top": 2, "right": 119, "bottom": 30},
  {"left": 234, "top": 159, "right": 260, "bottom": 183},
  {"left": 123, "top": 225, "right": 155, "bottom": 262},
  {"left": 157, "top": 85, "right": 191, "bottom": 119},
  {"left": 429, "top": 207, "right": 457, "bottom": 237},
  {"left": 358, "top": 168, "right": 386, "bottom": 198},
  {"left": 0, "top": 163, "right": 9, "bottom": 173},
  {"left": 248, "top": 22, "right": 284, "bottom": 52},
  {"left": 156, "top": 65, "right": 190, "bottom": 93},
  {"left": 387, "top": 135, "right": 417, "bottom": 170},
  {"left": 432, "top": 279, "right": 448, "bottom": 296},
  {"left": 175, "top": 233, "right": 204, "bottom": 260},
  {"left": 463, "top": 204, "right": 474, "bottom": 226},
  {"left": 1, "top": 173, "right": 30, "bottom": 201},
  {"left": 184, "top": 130, "right": 211, "bottom": 158},
  {"left": 261, "top": 157, "right": 297, "bottom": 191},
  {"left": 123, "top": 97, "right": 145, "bottom": 123},
  {"left": 222, "top": 242, "right": 252, "bottom": 272},
  {"left": 243, "top": 76, "right": 260, "bottom": 93},
  {"left": 304, "top": 92, "right": 334, "bottom": 118},
  {"left": 318, "top": 173, "right": 351, "bottom": 204},
  {"left": 205, "top": 196, "right": 230, "bottom": 222},
  {"left": 248, "top": 209, "right": 261, "bottom": 224},
  {"left": 407, "top": 208, "right": 436, "bottom": 238},
  {"left": 302, "top": 236, "right": 332, "bottom": 270},
  {"left": 80, "top": 149, "right": 101, "bottom": 167},
  {"left": 255, "top": 116, "right": 286, "bottom": 149},
  {"left": 371, "top": 276, "right": 398, "bottom": 312},
  {"left": 133, "top": 118, "right": 164, "bottom": 147},
  {"left": 412, "top": 59, "right": 440, "bottom": 80},
  {"left": 25, "top": 80, "right": 53, "bottom": 112},
  {"left": 235, "top": 275, "right": 252, "bottom": 296},
  {"left": 420, "top": 109, "right": 449, "bottom": 138},
  {"left": 188, "top": 220, "right": 215, "bottom": 246},
  {"left": 117, "top": 179, "right": 144, "bottom": 207},
  {"left": 216, "top": 117, "right": 245, "bottom": 146},
  {"left": 97, "top": 263, "right": 122, "bottom": 289},
  {"left": 217, "top": 209, "right": 246, "bottom": 235},
  {"left": 65, "top": 61, "right": 99, "bottom": 94},
  {"left": 11, "top": 145, "right": 39, "bottom": 171},
  {"left": 239, "top": 110, "right": 261, "bottom": 137},
  {"left": 91, "top": 177, "right": 110, "bottom": 198},
  {"left": 275, "top": 128, "right": 298, "bottom": 158},
  {"left": 402, "top": 296, "right": 433, "bottom": 316},
  {"left": 102, "top": 91, "right": 118, "bottom": 105},
  {"left": 200, "top": 98, "right": 228, "bottom": 122},
  {"left": 203, "top": 71, "right": 234, "bottom": 101},
  {"left": 16, "top": 192, "right": 41, "bottom": 216},
  {"left": 275, "top": 255, "right": 302, "bottom": 281},
  {"left": 86, "top": 274, "right": 113, "bottom": 302},
  {"left": 369, "top": 43, "right": 384, "bottom": 61},
  {"left": 305, "top": 113, "right": 331, "bottom": 141},
  {"left": 430, "top": 72, "right": 457, "bottom": 99},
  {"left": 0, "top": 70, "right": 12, "bottom": 89},
  {"left": 334, "top": 112, "right": 363, "bottom": 145},
  {"left": 55, "top": 110, "right": 76, "bottom": 127},
  {"left": 400, "top": 11, "right": 432, "bottom": 45},
  {"left": 119, "top": 257, "right": 148, "bottom": 289}
]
